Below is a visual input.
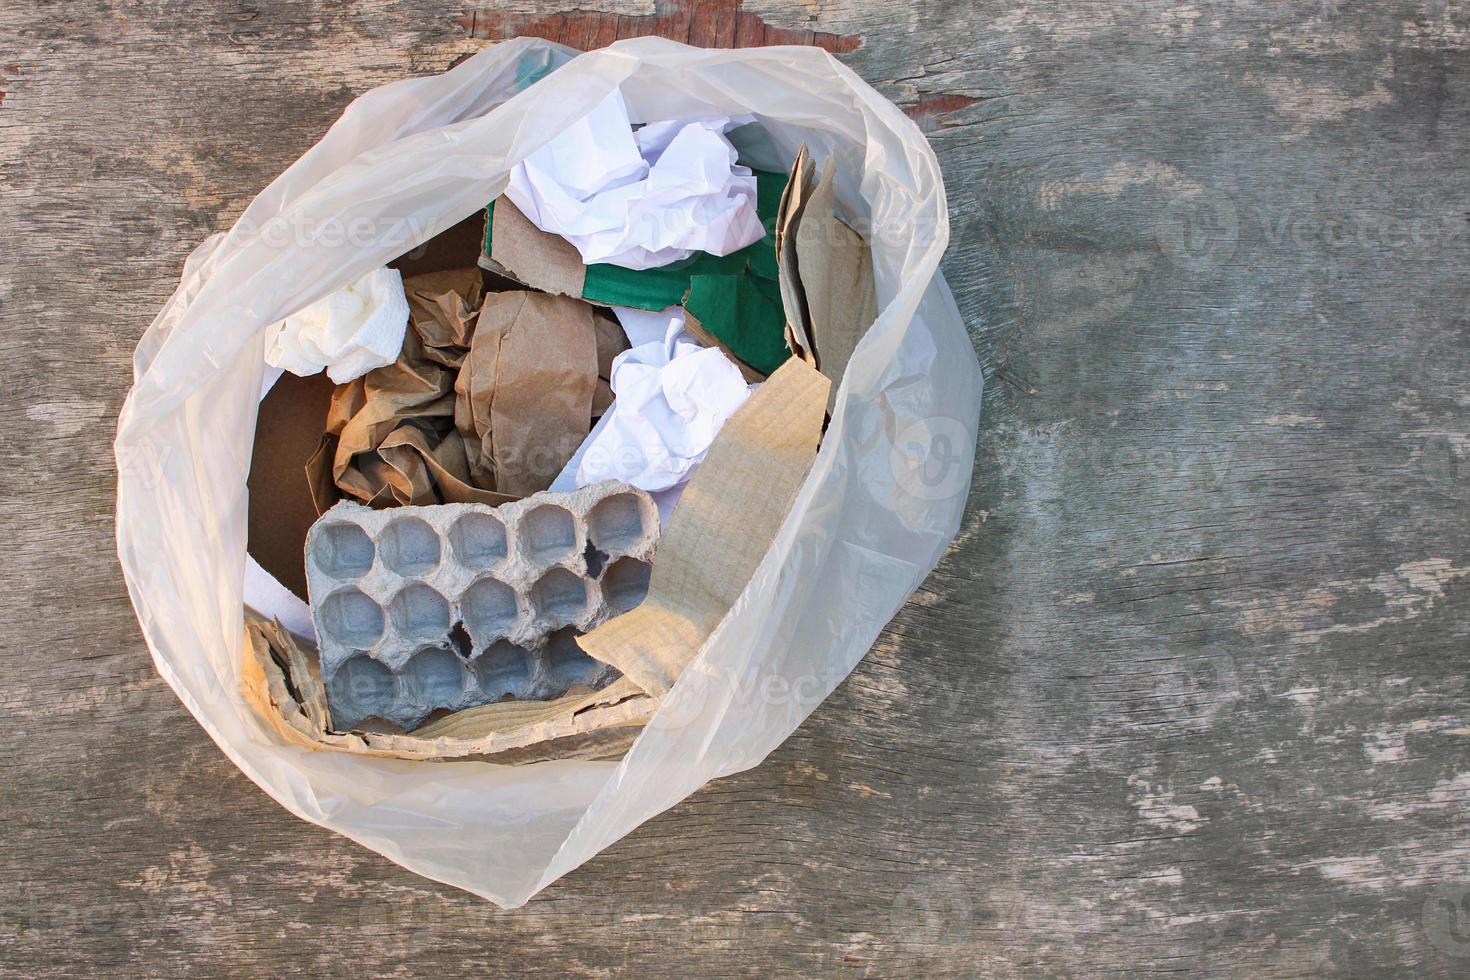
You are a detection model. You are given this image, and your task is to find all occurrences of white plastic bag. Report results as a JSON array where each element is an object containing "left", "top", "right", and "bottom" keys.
[{"left": 114, "top": 36, "right": 982, "bottom": 907}]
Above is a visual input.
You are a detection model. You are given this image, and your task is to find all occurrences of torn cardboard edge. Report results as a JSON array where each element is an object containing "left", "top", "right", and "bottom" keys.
[
  {"left": 776, "top": 146, "right": 817, "bottom": 364},
  {"left": 774, "top": 145, "right": 879, "bottom": 412},
  {"left": 575, "top": 357, "right": 830, "bottom": 696},
  {"left": 241, "top": 615, "right": 656, "bottom": 764},
  {"left": 480, "top": 194, "right": 779, "bottom": 385}
]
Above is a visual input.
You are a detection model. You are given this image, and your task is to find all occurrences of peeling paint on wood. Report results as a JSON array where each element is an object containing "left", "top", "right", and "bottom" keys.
[{"left": 458, "top": 0, "right": 862, "bottom": 54}]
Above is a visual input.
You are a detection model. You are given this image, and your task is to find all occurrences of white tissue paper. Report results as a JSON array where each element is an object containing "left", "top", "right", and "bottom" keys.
[
  {"left": 506, "top": 90, "right": 763, "bottom": 270},
  {"left": 265, "top": 266, "right": 410, "bottom": 384},
  {"left": 551, "top": 306, "right": 753, "bottom": 521}
]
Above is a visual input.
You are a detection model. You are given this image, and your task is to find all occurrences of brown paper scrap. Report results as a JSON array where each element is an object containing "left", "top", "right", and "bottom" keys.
[
  {"left": 240, "top": 616, "right": 654, "bottom": 763},
  {"left": 402, "top": 267, "right": 483, "bottom": 360},
  {"left": 454, "top": 291, "right": 603, "bottom": 498},
  {"left": 576, "top": 358, "right": 830, "bottom": 696},
  {"left": 592, "top": 310, "right": 629, "bottom": 416},
  {"left": 307, "top": 268, "right": 499, "bottom": 510}
]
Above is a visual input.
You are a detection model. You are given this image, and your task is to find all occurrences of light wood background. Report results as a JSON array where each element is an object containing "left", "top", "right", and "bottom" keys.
[{"left": 2, "top": 1, "right": 1468, "bottom": 975}]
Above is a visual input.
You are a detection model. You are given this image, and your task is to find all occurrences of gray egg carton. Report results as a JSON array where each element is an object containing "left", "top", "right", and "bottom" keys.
[{"left": 305, "top": 481, "right": 659, "bottom": 730}]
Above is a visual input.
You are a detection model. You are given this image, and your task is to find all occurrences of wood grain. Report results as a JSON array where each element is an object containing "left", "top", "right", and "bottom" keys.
[{"left": 2, "top": 0, "right": 1468, "bottom": 976}]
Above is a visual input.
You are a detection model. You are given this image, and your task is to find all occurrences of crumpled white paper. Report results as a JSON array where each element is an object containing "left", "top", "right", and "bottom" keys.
[
  {"left": 551, "top": 306, "right": 752, "bottom": 516},
  {"left": 265, "top": 266, "right": 409, "bottom": 383},
  {"left": 506, "top": 90, "right": 763, "bottom": 270}
]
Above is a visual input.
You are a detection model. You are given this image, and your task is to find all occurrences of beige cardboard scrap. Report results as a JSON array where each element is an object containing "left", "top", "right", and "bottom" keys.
[
  {"left": 576, "top": 357, "right": 830, "bottom": 695},
  {"left": 776, "top": 145, "right": 817, "bottom": 366},
  {"left": 241, "top": 616, "right": 655, "bottom": 763},
  {"left": 454, "top": 290, "right": 603, "bottom": 497},
  {"left": 775, "top": 148, "right": 879, "bottom": 411},
  {"left": 484, "top": 197, "right": 586, "bottom": 298},
  {"left": 796, "top": 160, "right": 878, "bottom": 409}
]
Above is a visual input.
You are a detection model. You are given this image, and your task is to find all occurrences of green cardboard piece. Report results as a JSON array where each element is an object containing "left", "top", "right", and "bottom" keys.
[
  {"left": 482, "top": 168, "right": 792, "bottom": 374},
  {"left": 684, "top": 274, "right": 788, "bottom": 376}
]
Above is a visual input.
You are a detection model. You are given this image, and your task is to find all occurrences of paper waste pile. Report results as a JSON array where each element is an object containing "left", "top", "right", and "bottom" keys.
[{"left": 244, "top": 92, "right": 877, "bottom": 764}]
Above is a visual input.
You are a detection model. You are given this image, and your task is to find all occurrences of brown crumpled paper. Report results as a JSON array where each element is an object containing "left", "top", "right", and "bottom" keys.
[
  {"left": 454, "top": 291, "right": 614, "bottom": 498},
  {"left": 309, "top": 270, "right": 623, "bottom": 511},
  {"left": 576, "top": 357, "right": 830, "bottom": 696},
  {"left": 308, "top": 268, "right": 497, "bottom": 510}
]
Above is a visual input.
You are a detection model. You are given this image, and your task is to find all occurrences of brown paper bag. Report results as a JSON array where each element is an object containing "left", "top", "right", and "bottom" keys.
[
  {"left": 454, "top": 291, "right": 604, "bottom": 498},
  {"left": 307, "top": 268, "right": 494, "bottom": 510},
  {"left": 402, "top": 267, "right": 482, "bottom": 356}
]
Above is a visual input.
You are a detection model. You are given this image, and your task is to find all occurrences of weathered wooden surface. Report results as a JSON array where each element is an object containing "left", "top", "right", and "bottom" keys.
[{"left": 2, "top": 0, "right": 1468, "bottom": 975}]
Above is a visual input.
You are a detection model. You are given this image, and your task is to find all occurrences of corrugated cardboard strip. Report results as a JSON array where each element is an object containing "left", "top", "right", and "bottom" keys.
[
  {"left": 483, "top": 196, "right": 587, "bottom": 299},
  {"left": 241, "top": 615, "right": 654, "bottom": 763},
  {"left": 575, "top": 357, "right": 830, "bottom": 696}
]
